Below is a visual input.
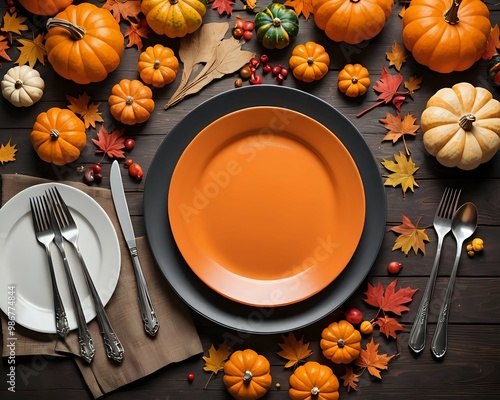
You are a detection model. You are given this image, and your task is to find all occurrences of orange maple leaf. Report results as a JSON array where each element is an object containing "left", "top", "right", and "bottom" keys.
[
  {"left": 102, "top": 0, "right": 142, "bottom": 23},
  {"left": 363, "top": 279, "right": 418, "bottom": 316},
  {"left": 92, "top": 125, "right": 125, "bottom": 159},
  {"left": 15, "top": 33, "right": 46, "bottom": 67},
  {"left": 0, "top": 34, "right": 12, "bottom": 62},
  {"left": 355, "top": 338, "right": 395, "bottom": 379},
  {"left": 390, "top": 214, "right": 429, "bottom": 255},
  {"left": 125, "top": 22, "right": 150, "bottom": 50},
  {"left": 1, "top": 11, "right": 28, "bottom": 35},
  {"left": 284, "top": 0, "right": 314, "bottom": 19},
  {"left": 483, "top": 24, "right": 500, "bottom": 60},
  {"left": 67, "top": 93, "right": 104, "bottom": 129},
  {"left": 277, "top": 333, "right": 313, "bottom": 368},
  {"left": 340, "top": 366, "right": 360, "bottom": 392},
  {"left": 381, "top": 152, "right": 420, "bottom": 198},
  {"left": 374, "top": 315, "right": 404, "bottom": 339},
  {"left": 386, "top": 41, "right": 408, "bottom": 71},
  {"left": 0, "top": 138, "right": 17, "bottom": 164},
  {"left": 380, "top": 111, "right": 419, "bottom": 143},
  {"left": 404, "top": 75, "right": 422, "bottom": 94},
  {"left": 202, "top": 342, "right": 231, "bottom": 388}
]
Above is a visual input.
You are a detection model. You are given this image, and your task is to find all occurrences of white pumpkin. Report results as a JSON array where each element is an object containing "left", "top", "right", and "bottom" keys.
[
  {"left": 421, "top": 82, "right": 500, "bottom": 170},
  {"left": 1, "top": 65, "right": 45, "bottom": 107}
]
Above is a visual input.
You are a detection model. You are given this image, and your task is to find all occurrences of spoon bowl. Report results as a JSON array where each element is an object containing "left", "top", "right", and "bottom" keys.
[{"left": 431, "top": 202, "right": 478, "bottom": 358}]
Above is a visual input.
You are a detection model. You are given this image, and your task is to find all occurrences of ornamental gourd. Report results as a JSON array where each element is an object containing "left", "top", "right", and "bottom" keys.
[
  {"left": 137, "top": 44, "right": 179, "bottom": 88},
  {"left": 1, "top": 65, "right": 45, "bottom": 107},
  {"left": 289, "top": 361, "right": 340, "bottom": 400},
  {"left": 45, "top": 3, "right": 124, "bottom": 84},
  {"left": 18, "top": 0, "right": 73, "bottom": 16},
  {"left": 320, "top": 320, "right": 362, "bottom": 364},
  {"left": 30, "top": 108, "right": 86, "bottom": 166},
  {"left": 312, "top": 0, "right": 393, "bottom": 45},
  {"left": 402, "top": 0, "right": 490, "bottom": 73},
  {"left": 109, "top": 79, "right": 155, "bottom": 125},
  {"left": 223, "top": 349, "right": 272, "bottom": 400},
  {"left": 421, "top": 82, "right": 500, "bottom": 170},
  {"left": 289, "top": 42, "right": 330, "bottom": 82},
  {"left": 141, "top": 0, "right": 207, "bottom": 38},
  {"left": 338, "top": 64, "right": 370, "bottom": 97},
  {"left": 255, "top": 3, "right": 299, "bottom": 50}
]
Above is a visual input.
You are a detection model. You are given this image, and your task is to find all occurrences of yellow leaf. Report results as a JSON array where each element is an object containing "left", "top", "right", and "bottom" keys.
[
  {"left": 277, "top": 333, "right": 313, "bottom": 368},
  {"left": 386, "top": 41, "right": 408, "bottom": 72},
  {"left": 284, "top": 0, "right": 314, "bottom": 19},
  {"left": 202, "top": 342, "right": 231, "bottom": 374},
  {"left": 0, "top": 138, "right": 17, "bottom": 164},
  {"left": 381, "top": 151, "right": 419, "bottom": 198},
  {"left": 1, "top": 12, "right": 28, "bottom": 35},
  {"left": 390, "top": 214, "right": 429, "bottom": 255},
  {"left": 67, "top": 93, "right": 104, "bottom": 129},
  {"left": 16, "top": 33, "right": 46, "bottom": 67},
  {"left": 404, "top": 75, "right": 422, "bottom": 94}
]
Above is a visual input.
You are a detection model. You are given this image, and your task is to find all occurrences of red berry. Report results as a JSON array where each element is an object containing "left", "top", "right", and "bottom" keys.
[
  {"left": 129, "top": 163, "right": 143, "bottom": 180},
  {"left": 249, "top": 57, "right": 260, "bottom": 68},
  {"left": 260, "top": 54, "right": 269, "bottom": 64},
  {"left": 344, "top": 307, "right": 363, "bottom": 325},
  {"left": 243, "top": 20, "right": 255, "bottom": 31},
  {"left": 280, "top": 67, "right": 289, "bottom": 78},
  {"left": 234, "top": 18, "right": 245, "bottom": 30},
  {"left": 233, "top": 27, "right": 244, "bottom": 39},
  {"left": 92, "top": 163, "right": 102, "bottom": 173},
  {"left": 276, "top": 74, "right": 284, "bottom": 84},
  {"left": 249, "top": 74, "right": 262, "bottom": 85},
  {"left": 387, "top": 261, "right": 403, "bottom": 274},
  {"left": 263, "top": 64, "right": 272, "bottom": 74},
  {"left": 187, "top": 373, "right": 195, "bottom": 382},
  {"left": 242, "top": 30, "right": 253, "bottom": 41},
  {"left": 272, "top": 65, "right": 282, "bottom": 76},
  {"left": 125, "top": 138, "right": 135, "bottom": 150},
  {"left": 84, "top": 168, "right": 95, "bottom": 183},
  {"left": 125, "top": 159, "right": 133, "bottom": 168},
  {"left": 94, "top": 173, "right": 103, "bottom": 182}
]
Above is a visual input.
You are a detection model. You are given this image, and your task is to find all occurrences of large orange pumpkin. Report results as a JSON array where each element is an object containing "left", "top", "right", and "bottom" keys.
[
  {"left": 45, "top": 3, "right": 124, "bottom": 84},
  {"left": 18, "top": 0, "right": 73, "bottom": 16},
  {"left": 402, "top": 0, "right": 490, "bottom": 73},
  {"left": 312, "top": 0, "right": 393, "bottom": 45}
]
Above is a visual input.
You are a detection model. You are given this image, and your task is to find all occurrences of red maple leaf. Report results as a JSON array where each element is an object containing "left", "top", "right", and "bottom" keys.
[
  {"left": 102, "top": 0, "right": 141, "bottom": 23},
  {"left": 92, "top": 125, "right": 125, "bottom": 159},
  {"left": 210, "top": 0, "right": 235, "bottom": 15},
  {"left": 0, "top": 34, "right": 12, "bottom": 62},
  {"left": 374, "top": 315, "right": 404, "bottom": 339},
  {"left": 363, "top": 279, "right": 418, "bottom": 315}
]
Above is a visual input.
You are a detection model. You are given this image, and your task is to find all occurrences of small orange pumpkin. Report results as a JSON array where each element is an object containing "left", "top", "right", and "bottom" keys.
[
  {"left": 109, "top": 79, "right": 155, "bottom": 125},
  {"left": 320, "top": 320, "right": 362, "bottom": 364},
  {"left": 18, "top": 0, "right": 73, "bottom": 16},
  {"left": 337, "top": 64, "right": 371, "bottom": 97},
  {"left": 223, "top": 349, "right": 272, "bottom": 400},
  {"left": 137, "top": 44, "right": 179, "bottom": 88},
  {"left": 288, "top": 42, "right": 330, "bottom": 83},
  {"left": 30, "top": 107, "right": 86, "bottom": 166},
  {"left": 289, "top": 361, "right": 340, "bottom": 400}
]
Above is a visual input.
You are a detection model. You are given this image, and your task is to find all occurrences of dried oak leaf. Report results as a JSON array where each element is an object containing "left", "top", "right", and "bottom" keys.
[
  {"left": 381, "top": 151, "right": 419, "bottom": 197},
  {"left": 374, "top": 315, "right": 404, "bottom": 339},
  {"left": 482, "top": 24, "right": 500, "bottom": 60},
  {"left": 67, "top": 93, "right": 104, "bottom": 129},
  {"left": 285, "top": 0, "right": 314, "bottom": 20},
  {"left": 1, "top": 11, "right": 28, "bottom": 35},
  {"left": 92, "top": 125, "right": 125, "bottom": 159},
  {"left": 16, "top": 33, "right": 46, "bottom": 67},
  {"left": 380, "top": 111, "right": 419, "bottom": 143},
  {"left": 125, "top": 21, "right": 150, "bottom": 50},
  {"left": 0, "top": 34, "right": 12, "bottom": 62},
  {"left": 355, "top": 338, "right": 395, "bottom": 379},
  {"left": 211, "top": 0, "right": 236, "bottom": 15},
  {"left": 390, "top": 214, "right": 429, "bottom": 255},
  {"left": 386, "top": 41, "right": 408, "bottom": 72},
  {"left": 0, "top": 138, "right": 17, "bottom": 164},
  {"left": 102, "top": 0, "right": 141, "bottom": 23},
  {"left": 341, "top": 366, "right": 360, "bottom": 392},
  {"left": 363, "top": 279, "right": 418, "bottom": 315},
  {"left": 277, "top": 333, "right": 313, "bottom": 368}
]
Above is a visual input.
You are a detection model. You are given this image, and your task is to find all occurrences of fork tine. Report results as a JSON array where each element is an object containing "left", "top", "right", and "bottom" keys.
[
  {"left": 437, "top": 187, "right": 461, "bottom": 219},
  {"left": 47, "top": 187, "right": 66, "bottom": 228},
  {"left": 29, "top": 197, "right": 40, "bottom": 231}
]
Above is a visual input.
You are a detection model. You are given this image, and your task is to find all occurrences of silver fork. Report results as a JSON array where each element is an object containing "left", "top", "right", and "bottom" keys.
[
  {"left": 47, "top": 186, "right": 124, "bottom": 363},
  {"left": 408, "top": 187, "right": 461, "bottom": 354},
  {"left": 30, "top": 195, "right": 70, "bottom": 338}
]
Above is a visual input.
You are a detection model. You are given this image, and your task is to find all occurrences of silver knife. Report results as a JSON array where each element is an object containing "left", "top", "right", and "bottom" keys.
[{"left": 110, "top": 160, "right": 159, "bottom": 336}]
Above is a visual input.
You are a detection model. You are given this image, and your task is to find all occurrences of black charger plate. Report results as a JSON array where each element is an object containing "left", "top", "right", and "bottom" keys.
[{"left": 144, "top": 85, "right": 386, "bottom": 334}]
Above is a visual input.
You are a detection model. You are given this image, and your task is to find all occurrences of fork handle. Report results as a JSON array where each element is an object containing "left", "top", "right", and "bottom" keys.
[
  {"left": 74, "top": 247, "right": 125, "bottom": 362},
  {"left": 408, "top": 236, "right": 445, "bottom": 353},
  {"left": 130, "top": 247, "right": 159, "bottom": 336},
  {"left": 431, "top": 240, "right": 464, "bottom": 359}
]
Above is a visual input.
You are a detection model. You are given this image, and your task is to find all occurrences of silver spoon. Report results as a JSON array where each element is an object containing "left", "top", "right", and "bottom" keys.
[{"left": 430, "top": 202, "right": 478, "bottom": 359}]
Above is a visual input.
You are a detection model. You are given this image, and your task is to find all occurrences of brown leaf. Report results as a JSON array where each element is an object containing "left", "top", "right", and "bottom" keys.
[
  {"left": 277, "top": 333, "right": 313, "bottom": 368},
  {"left": 202, "top": 342, "right": 231, "bottom": 374},
  {"left": 355, "top": 338, "right": 395, "bottom": 379},
  {"left": 102, "top": 0, "right": 141, "bottom": 23},
  {"left": 67, "top": 93, "right": 103, "bottom": 129},
  {"left": 380, "top": 111, "right": 419, "bottom": 143},
  {"left": 364, "top": 279, "right": 418, "bottom": 315},
  {"left": 340, "top": 366, "right": 360, "bottom": 392},
  {"left": 0, "top": 138, "right": 17, "bottom": 164},
  {"left": 285, "top": 0, "right": 314, "bottom": 19},
  {"left": 483, "top": 24, "right": 500, "bottom": 60},
  {"left": 92, "top": 125, "right": 125, "bottom": 159},
  {"left": 125, "top": 21, "right": 150, "bottom": 50},
  {"left": 374, "top": 315, "right": 404, "bottom": 339},
  {"left": 386, "top": 41, "right": 408, "bottom": 71},
  {"left": 16, "top": 33, "right": 46, "bottom": 67},
  {"left": 390, "top": 214, "right": 429, "bottom": 255},
  {"left": 381, "top": 151, "right": 419, "bottom": 198}
]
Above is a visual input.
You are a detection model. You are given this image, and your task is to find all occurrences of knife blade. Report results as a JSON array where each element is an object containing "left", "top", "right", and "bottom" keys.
[{"left": 110, "top": 160, "right": 159, "bottom": 336}]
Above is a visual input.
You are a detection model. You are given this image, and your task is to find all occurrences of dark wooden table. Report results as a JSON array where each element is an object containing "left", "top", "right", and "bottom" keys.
[{"left": 1, "top": 0, "right": 500, "bottom": 399}]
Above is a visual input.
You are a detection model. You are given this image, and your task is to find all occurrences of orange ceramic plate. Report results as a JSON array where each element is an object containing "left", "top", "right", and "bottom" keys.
[{"left": 168, "top": 107, "right": 365, "bottom": 307}]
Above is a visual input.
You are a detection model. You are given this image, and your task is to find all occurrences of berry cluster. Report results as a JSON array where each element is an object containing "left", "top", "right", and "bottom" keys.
[
  {"left": 236, "top": 55, "right": 289, "bottom": 87},
  {"left": 232, "top": 16, "right": 255, "bottom": 42}
]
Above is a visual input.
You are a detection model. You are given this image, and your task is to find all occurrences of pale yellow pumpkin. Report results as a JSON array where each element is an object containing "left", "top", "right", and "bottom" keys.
[
  {"left": 1, "top": 65, "right": 45, "bottom": 107},
  {"left": 421, "top": 82, "right": 500, "bottom": 170}
]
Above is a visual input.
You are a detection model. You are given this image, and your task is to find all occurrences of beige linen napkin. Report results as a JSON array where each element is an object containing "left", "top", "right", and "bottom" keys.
[{"left": 0, "top": 174, "right": 203, "bottom": 398}]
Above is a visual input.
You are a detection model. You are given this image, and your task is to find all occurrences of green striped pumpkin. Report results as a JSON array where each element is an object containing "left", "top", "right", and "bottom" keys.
[{"left": 254, "top": 3, "right": 299, "bottom": 50}]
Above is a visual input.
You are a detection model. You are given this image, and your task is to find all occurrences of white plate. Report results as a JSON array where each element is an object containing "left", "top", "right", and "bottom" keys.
[{"left": 0, "top": 183, "right": 121, "bottom": 333}]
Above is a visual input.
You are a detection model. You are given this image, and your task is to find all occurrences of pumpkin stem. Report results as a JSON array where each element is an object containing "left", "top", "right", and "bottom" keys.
[
  {"left": 170, "top": 0, "right": 179, "bottom": 4},
  {"left": 443, "top": 0, "right": 462, "bottom": 25},
  {"left": 46, "top": 18, "right": 86, "bottom": 41},
  {"left": 307, "top": 56, "right": 314, "bottom": 65},
  {"left": 14, "top": 79, "right": 23, "bottom": 89},
  {"left": 272, "top": 17, "right": 282, "bottom": 27},
  {"left": 50, "top": 129, "right": 60, "bottom": 140},
  {"left": 126, "top": 96, "right": 134, "bottom": 105},
  {"left": 337, "top": 338, "right": 345, "bottom": 348},
  {"left": 243, "top": 371, "right": 253, "bottom": 382},
  {"left": 154, "top": 59, "right": 161, "bottom": 69},
  {"left": 351, "top": 77, "right": 358, "bottom": 84},
  {"left": 459, "top": 114, "right": 476, "bottom": 131},
  {"left": 311, "top": 387, "right": 320, "bottom": 395}
]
